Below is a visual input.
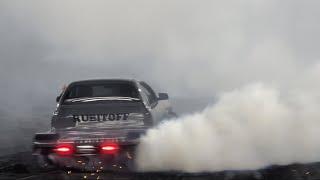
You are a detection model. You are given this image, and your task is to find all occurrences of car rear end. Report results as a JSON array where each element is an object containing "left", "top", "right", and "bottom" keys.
[
  {"left": 33, "top": 79, "right": 152, "bottom": 171},
  {"left": 33, "top": 127, "right": 146, "bottom": 171}
]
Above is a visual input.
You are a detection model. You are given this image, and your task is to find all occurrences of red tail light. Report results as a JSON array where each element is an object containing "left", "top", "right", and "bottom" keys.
[
  {"left": 100, "top": 142, "right": 119, "bottom": 154},
  {"left": 54, "top": 144, "right": 74, "bottom": 156}
]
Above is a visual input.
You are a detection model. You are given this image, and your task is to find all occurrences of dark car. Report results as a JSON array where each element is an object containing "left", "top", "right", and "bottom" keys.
[{"left": 33, "top": 79, "right": 176, "bottom": 171}]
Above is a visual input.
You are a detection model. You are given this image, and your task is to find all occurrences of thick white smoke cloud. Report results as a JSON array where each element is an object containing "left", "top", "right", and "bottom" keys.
[
  {"left": 1, "top": 0, "right": 320, "bottom": 96},
  {"left": 136, "top": 83, "right": 320, "bottom": 172}
]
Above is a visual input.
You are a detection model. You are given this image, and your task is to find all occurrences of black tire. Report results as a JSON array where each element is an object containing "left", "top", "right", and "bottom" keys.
[{"left": 34, "top": 155, "right": 57, "bottom": 171}]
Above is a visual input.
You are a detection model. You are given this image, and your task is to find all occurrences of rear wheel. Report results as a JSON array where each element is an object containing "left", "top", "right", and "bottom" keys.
[
  {"left": 115, "top": 158, "right": 136, "bottom": 172},
  {"left": 34, "top": 155, "right": 57, "bottom": 171},
  {"left": 165, "top": 111, "right": 178, "bottom": 119}
]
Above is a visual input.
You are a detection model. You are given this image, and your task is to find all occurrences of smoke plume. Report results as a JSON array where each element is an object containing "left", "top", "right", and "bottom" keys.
[{"left": 136, "top": 83, "right": 320, "bottom": 172}]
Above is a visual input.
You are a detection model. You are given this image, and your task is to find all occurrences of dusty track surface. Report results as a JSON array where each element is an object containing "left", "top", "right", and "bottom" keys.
[{"left": 1, "top": 152, "right": 320, "bottom": 180}]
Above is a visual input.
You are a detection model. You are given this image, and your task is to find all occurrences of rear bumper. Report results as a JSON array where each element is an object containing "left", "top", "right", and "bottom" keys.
[
  {"left": 32, "top": 128, "right": 144, "bottom": 169},
  {"left": 33, "top": 143, "right": 137, "bottom": 156},
  {"left": 33, "top": 128, "right": 144, "bottom": 155},
  {"left": 33, "top": 142, "right": 137, "bottom": 171}
]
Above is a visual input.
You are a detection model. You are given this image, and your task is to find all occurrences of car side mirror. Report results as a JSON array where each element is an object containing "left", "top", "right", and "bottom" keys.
[
  {"left": 158, "top": 93, "right": 169, "bottom": 100},
  {"left": 56, "top": 95, "right": 61, "bottom": 103}
]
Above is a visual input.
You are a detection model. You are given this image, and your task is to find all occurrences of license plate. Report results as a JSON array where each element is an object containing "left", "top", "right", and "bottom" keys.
[{"left": 73, "top": 113, "right": 130, "bottom": 123}]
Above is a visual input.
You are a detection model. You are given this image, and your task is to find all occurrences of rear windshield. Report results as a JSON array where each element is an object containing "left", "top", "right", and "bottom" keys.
[{"left": 63, "top": 82, "right": 139, "bottom": 100}]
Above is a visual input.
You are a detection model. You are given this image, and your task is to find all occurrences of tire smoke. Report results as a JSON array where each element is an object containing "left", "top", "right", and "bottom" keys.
[{"left": 136, "top": 83, "right": 320, "bottom": 172}]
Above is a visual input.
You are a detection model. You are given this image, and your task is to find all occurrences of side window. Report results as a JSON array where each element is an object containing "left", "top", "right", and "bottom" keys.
[
  {"left": 140, "top": 82, "right": 157, "bottom": 105},
  {"left": 139, "top": 87, "right": 150, "bottom": 106}
]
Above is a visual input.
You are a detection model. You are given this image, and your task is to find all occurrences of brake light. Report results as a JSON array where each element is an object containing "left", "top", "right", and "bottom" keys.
[
  {"left": 100, "top": 142, "right": 119, "bottom": 154},
  {"left": 54, "top": 144, "right": 74, "bottom": 156}
]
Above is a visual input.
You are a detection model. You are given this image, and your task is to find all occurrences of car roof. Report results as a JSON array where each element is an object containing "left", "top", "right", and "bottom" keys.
[{"left": 69, "top": 79, "right": 139, "bottom": 86}]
